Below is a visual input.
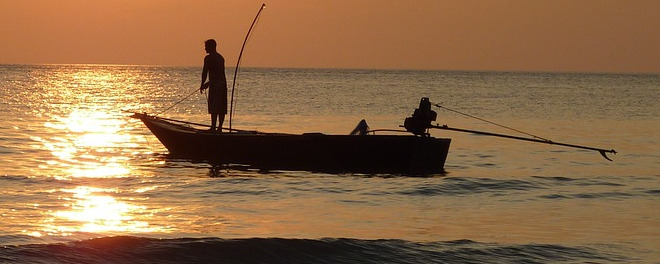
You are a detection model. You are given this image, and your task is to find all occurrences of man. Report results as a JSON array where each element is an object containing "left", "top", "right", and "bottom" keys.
[{"left": 199, "top": 39, "right": 228, "bottom": 131}]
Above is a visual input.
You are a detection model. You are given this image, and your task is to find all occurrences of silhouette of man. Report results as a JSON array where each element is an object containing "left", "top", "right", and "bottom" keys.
[{"left": 199, "top": 39, "right": 228, "bottom": 131}]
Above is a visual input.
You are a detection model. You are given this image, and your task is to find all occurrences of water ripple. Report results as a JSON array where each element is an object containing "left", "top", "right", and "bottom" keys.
[{"left": 397, "top": 177, "right": 544, "bottom": 197}]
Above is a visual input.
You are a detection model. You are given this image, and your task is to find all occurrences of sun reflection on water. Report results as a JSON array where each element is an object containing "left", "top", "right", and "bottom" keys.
[
  {"left": 36, "top": 108, "right": 170, "bottom": 235},
  {"left": 25, "top": 66, "right": 172, "bottom": 235},
  {"left": 39, "top": 109, "right": 134, "bottom": 178},
  {"left": 0, "top": 65, "right": 184, "bottom": 239},
  {"left": 44, "top": 186, "right": 166, "bottom": 234}
]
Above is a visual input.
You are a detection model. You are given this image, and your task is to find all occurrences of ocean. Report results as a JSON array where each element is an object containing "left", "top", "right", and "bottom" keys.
[{"left": 0, "top": 64, "right": 658, "bottom": 263}]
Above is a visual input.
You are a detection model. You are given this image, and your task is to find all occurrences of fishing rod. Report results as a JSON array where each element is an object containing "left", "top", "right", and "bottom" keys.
[{"left": 229, "top": 3, "right": 266, "bottom": 131}]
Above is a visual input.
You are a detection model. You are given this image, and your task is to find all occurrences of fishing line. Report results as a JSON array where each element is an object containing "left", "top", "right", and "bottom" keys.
[
  {"left": 156, "top": 87, "right": 200, "bottom": 116},
  {"left": 433, "top": 103, "right": 551, "bottom": 142}
]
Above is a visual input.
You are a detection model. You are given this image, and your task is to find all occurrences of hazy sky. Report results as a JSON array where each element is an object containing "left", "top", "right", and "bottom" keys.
[{"left": 1, "top": 0, "right": 659, "bottom": 73}]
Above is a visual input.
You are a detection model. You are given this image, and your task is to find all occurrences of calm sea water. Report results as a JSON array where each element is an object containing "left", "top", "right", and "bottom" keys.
[{"left": 0, "top": 64, "right": 658, "bottom": 263}]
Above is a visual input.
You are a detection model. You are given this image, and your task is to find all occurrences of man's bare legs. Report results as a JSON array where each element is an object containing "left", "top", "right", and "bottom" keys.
[{"left": 211, "top": 114, "right": 225, "bottom": 132}]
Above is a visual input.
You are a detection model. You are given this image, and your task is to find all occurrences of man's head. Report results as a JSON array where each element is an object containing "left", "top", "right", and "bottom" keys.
[{"left": 205, "top": 39, "right": 217, "bottom": 53}]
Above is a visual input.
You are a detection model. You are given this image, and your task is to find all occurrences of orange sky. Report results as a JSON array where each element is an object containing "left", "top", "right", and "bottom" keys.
[{"left": 1, "top": 0, "right": 659, "bottom": 73}]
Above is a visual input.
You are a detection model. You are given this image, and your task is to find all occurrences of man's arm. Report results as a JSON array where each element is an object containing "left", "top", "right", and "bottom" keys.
[{"left": 200, "top": 57, "right": 209, "bottom": 92}]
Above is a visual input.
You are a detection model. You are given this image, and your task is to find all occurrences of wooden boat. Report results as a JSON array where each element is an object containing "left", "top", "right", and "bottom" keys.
[
  {"left": 131, "top": 111, "right": 451, "bottom": 174},
  {"left": 132, "top": 96, "right": 617, "bottom": 173}
]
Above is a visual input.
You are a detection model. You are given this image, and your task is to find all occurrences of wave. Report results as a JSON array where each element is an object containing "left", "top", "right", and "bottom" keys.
[
  {"left": 0, "top": 236, "right": 627, "bottom": 264},
  {"left": 392, "top": 176, "right": 656, "bottom": 201}
]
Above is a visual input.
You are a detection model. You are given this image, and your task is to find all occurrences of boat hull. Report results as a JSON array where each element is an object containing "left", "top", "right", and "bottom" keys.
[{"left": 133, "top": 113, "right": 450, "bottom": 174}]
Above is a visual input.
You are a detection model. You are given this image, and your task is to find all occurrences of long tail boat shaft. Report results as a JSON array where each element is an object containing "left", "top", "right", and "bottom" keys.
[{"left": 430, "top": 124, "right": 617, "bottom": 161}]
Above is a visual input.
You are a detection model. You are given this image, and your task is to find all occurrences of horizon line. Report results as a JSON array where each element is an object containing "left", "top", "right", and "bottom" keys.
[{"left": 0, "top": 63, "right": 658, "bottom": 75}]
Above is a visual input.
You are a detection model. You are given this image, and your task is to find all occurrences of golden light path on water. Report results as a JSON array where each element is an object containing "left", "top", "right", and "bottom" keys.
[
  {"left": 46, "top": 187, "right": 152, "bottom": 234},
  {"left": 25, "top": 66, "right": 172, "bottom": 237},
  {"left": 43, "top": 110, "right": 131, "bottom": 178},
  {"left": 30, "top": 108, "right": 167, "bottom": 236}
]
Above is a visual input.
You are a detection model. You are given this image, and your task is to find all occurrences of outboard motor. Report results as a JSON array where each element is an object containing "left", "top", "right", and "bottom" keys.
[{"left": 404, "top": 97, "right": 437, "bottom": 136}]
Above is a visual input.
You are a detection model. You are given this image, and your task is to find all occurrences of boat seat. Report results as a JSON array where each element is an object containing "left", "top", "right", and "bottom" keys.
[{"left": 350, "top": 119, "right": 369, "bottom": 135}]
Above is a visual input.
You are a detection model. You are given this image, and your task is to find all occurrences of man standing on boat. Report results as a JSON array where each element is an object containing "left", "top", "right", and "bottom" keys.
[{"left": 199, "top": 39, "right": 228, "bottom": 131}]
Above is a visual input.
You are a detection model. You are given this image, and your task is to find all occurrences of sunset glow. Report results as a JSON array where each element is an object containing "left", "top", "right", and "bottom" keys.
[{"left": 1, "top": 0, "right": 658, "bottom": 73}]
